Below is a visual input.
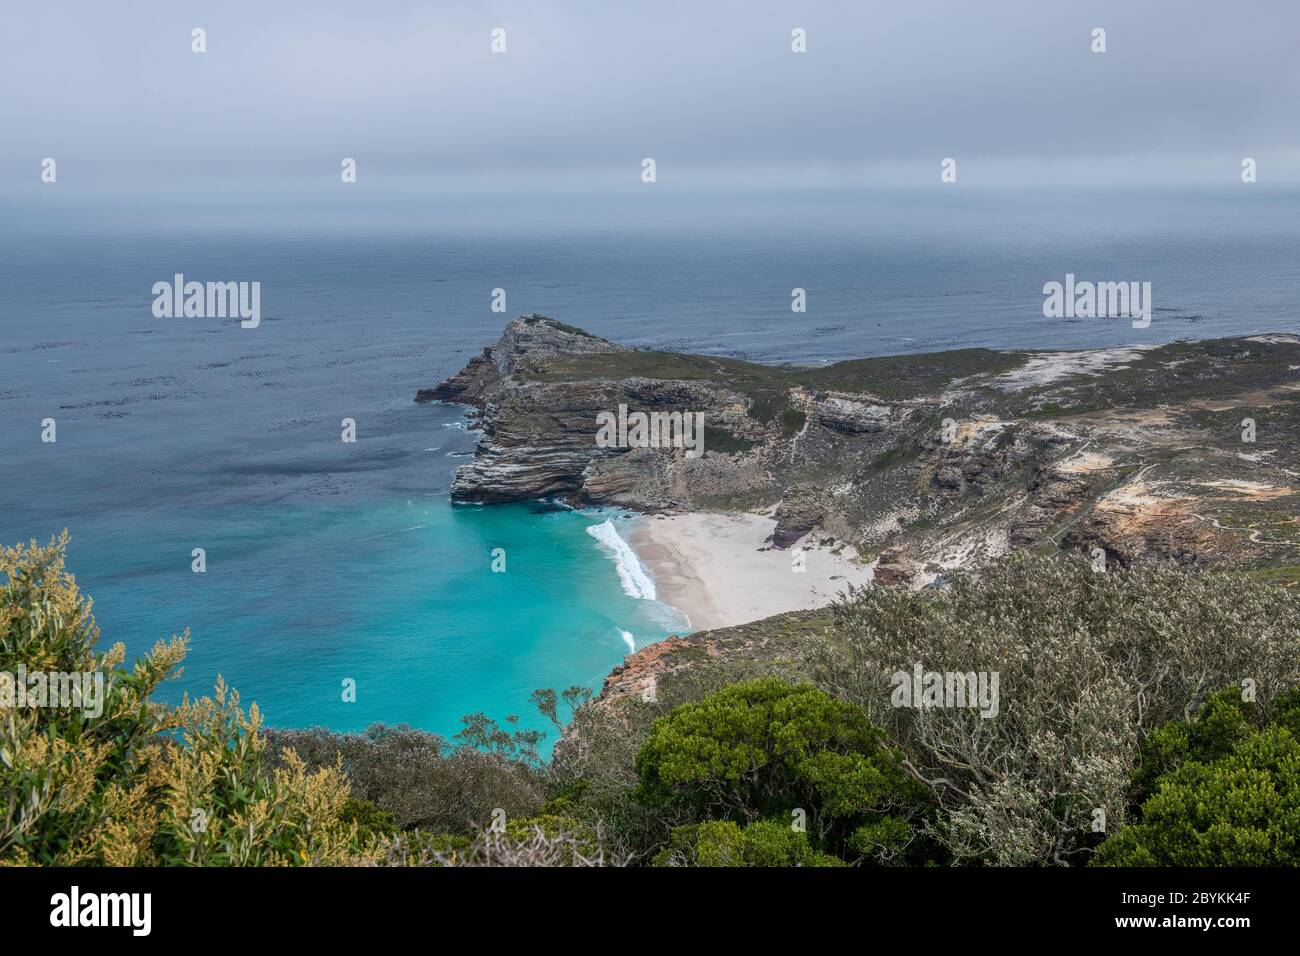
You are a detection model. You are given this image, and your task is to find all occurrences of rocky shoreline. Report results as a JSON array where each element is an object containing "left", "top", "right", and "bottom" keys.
[
  {"left": 423, "top": 315, "right": 1300, "bottom": 717},
  {"left": 422, "top": 315, "right": 1300, "bottom": 581}
]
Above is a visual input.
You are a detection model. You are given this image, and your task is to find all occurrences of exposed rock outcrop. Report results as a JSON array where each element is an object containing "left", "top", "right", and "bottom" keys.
[
  {"left": 599, "top": 636, "right": 693, "bottom": 702},
  {"left": 872, "top": 546, "right": 921, "bottom": 586},
  {"left": 422, "top": 316, "right": 1300, "bottom": 582},
  {"left": 807, "top": 393, "right": 893, "bottom": 434},
  {"left": 772, "top": 484, "right": 828, "bottom": 549}
]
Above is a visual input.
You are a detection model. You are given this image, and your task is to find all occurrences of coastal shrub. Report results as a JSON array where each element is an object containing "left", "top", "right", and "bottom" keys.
[
  {"left": 549, "top": 653, "right": 786, "bottom": 862},
  {"left": 531, "top": 685, "right": 593, "bottom": 736},
  {"left": 157, "top": 684, "right": 364, "bottom": 866},
  {"left": 0, "top": 533, "right": 369, "bottom": 866},
  {"left": 1127, "top": 687, "right": 1261, "bottom": 806},
  {"left": 339, "top": 798, "right": 398, "bottom": 841},
  {"left": 745, "top": 390, "right": 789, "bottom": 425},
  {"left": 701, "top": 425, "right": 757, "bottom": 454},
  {"left": 634, "top": 678, "right": 932, "bottom": 864},
  {"left": 547, "top": 703, "right": 678, "bottom": 860},
  {"left": 265, "top": 723, "right": 547, "bottom": 835},
  {"left": 781, "top": 407, "right": 807, "bottom": 436},
  {"left": 744, "top": 390, "right": 806, "bottom": 437},
  {"left": 815, "top": 552, "right": 1300, "bottom": 865},
  {"left": 1095, "top": 687, "right": 1300, "bottom": 866},
  {"left": 377, "top": 814, "right": 607, "bottom": 867},
  {"left": 653, "top": 819, "right": 845, "bottom": 867}
]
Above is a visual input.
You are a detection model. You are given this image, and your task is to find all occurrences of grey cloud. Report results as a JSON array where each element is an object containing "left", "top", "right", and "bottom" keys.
[{"left": 1, "top": 0, "right": 1297, "bottom": 194}]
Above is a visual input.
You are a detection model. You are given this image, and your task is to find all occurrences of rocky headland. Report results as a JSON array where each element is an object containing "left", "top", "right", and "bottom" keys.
[
  {"left": 422, "top": 315, "right": 1300, "bottom": 708},
  {"left": 425, "top": 316, "right": 1300, "bottom": 568}
]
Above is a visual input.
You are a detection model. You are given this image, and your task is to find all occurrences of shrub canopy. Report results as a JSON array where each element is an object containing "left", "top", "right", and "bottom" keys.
[{"left": 1, "top": 534, "right": 366, "bottom": 866}]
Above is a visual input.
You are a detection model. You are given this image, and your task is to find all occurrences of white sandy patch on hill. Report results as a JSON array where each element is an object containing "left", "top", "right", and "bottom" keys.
[
  {"left": 1099, "top": 472, "right": 1177, "bottom": 510},
  {"left": 993, "top": 346, "right": 1153, "bottom": 391},
  {"left": 1056, "top": 450, "right": 1115, "bottom": 474},
  {"left": 1198, "top": 479, "right": 1293, "bottom": 500}
]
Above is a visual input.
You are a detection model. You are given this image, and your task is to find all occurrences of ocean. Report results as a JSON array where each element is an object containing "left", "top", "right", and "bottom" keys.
[{"left": 2, "top": 188, "right": 1297, "bottom": 745}]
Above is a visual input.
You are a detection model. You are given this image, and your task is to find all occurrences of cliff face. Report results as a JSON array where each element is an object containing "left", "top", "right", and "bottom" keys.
[
  {"left": 416, "top": 316, "right": 628, "bottom": 406},
  {"left": 420, "top": 315, "right": 775, "bottom": 508},
  {"left": 421, "top": 316, "right": 1300, "bottom": 582}
]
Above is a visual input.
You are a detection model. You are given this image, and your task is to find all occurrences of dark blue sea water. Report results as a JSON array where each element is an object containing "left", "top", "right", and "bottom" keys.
[{"left": 2, "top": 189, "right": 1297, "bottom": 743}]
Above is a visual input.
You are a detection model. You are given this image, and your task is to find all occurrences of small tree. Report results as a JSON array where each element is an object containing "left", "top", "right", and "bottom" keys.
[
  {"left": 654, "top": 819, "right": 846, "bottom": 867},
  {"left": 634, "top": 678, "right": 930, "bottom": 864},
  {"left": 1095, "top": 688, "right": 1300, "bottom": 866}
]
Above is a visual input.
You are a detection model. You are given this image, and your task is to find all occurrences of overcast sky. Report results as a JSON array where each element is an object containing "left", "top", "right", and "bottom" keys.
[{"left": 2, "top": 0, "right": 1298, "bottom": 198}]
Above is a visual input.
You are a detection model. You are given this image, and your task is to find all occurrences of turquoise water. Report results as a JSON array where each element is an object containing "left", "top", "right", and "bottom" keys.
[
  {"left": 26, "top": 430, "right": 686, "bottom": 749},
  {"left": 63, "top": 491, "right": 679, "bottom": 744}
]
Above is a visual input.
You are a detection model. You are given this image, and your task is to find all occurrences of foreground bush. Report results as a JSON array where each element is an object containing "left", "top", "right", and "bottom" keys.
[
  {"left": 265, "top": 724, "right": 546, "bottom": 835},
  {"left": 816, "top": 553, "right": 1300, "bottom": 865},
  {"left": 377, "top": 814, "right": 607, "bottom": 867},
  {"left": 10, "top": 534, "right": 1298, "bottom": 868},
  {"left": 654, "top": 819, "right": 845, "bottom": 867},
  {"left": 635, "top": 678, "right": 932, "bottom": 864},
  {"left": 1, "top": 534, "right": 367, "bottom": 866},
  {"left": 1095, "top": 688, "right": 1300, "bottom": 866}
]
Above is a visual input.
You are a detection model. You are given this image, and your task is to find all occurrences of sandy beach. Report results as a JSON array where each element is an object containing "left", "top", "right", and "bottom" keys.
[{"left": 628, "top": 512, "right": 876, "bottom": 632}]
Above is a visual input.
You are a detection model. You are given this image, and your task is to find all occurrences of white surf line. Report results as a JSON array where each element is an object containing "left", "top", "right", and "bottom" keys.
[{"left": 585, "top": 518, "right": 657, "bottom": 600}]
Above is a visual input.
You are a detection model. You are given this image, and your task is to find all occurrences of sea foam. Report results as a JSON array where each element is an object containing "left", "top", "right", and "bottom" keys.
[{"left": 586, "top": 519, "right": 657, "bottom": 601}]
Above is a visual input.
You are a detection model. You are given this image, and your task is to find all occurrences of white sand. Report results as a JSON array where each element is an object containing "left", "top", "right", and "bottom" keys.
[
  {"left": 628, "top": 512, "right": 875, "bottom": 632},
  {"left": 993, "top": 346, "right": 1151, "bottom": 391}
]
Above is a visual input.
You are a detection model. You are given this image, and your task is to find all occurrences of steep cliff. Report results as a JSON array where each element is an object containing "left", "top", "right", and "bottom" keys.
[{"left": 421, "top": 317, "right": 1300, "bottom": 581}]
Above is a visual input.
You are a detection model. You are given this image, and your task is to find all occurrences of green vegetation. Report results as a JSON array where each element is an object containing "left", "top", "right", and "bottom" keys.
[
  {"left": 552, "top": 553, "right": 1300, "bottom": 866},
  {"left": 654, "top": 818, "right": 845, "bottom": 867},
  {"left": 0, "top": 534, "right": 367, "bottom": 866},
  {"left": 1000, "top": 338, "right": 1300, "bottom": 419},
  {"left": 1095, "top": 688, "right": 1300, "bottom": 866},
  {"left": 701, "top": 424, "right": 758, "bottom": 453},
  {"left": 797, "top": 348, "right": 1026, "bottom": 400},
  {"left": 745, "top": 389, "right": 791, "bottom": 424},
  {"left": 339, "top": 798, "right": 398, "bottom": 841},
  {"left": 5, "top": 536, "right": 1299, "bottom": 867},
  {"left": 818, "top": 553, "right": 1300, "bottom": 864},
  {"left": 264, "top": 722, "right": 547, "bottom": 834},
  {"left": 535, "top": 344, "right": 1029, "bottom": 406},
  {"left": 781, "top": 407, "right": 807, "bottom": 436},
  {"left": 1239, "top": 564, "right": 1300, "bottom": 589},
  {"left": 635, "top": 678, "right": 932, "bottom": 865}
]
